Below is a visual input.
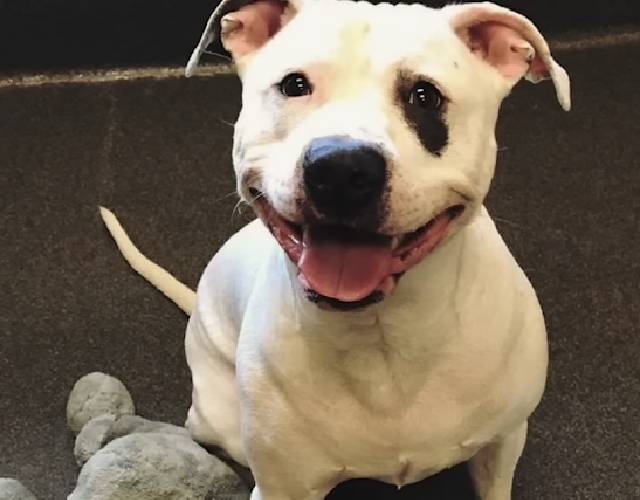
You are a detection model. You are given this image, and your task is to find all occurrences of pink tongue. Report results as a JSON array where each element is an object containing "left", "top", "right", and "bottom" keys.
[{"left": 298, "top": 228, "right": 393, "bottom": 302}]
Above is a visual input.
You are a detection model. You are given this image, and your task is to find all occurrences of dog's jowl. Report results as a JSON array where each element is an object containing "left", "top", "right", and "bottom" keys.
[{"left": 102, "top": 1, "right": 570, "bottom": 499}]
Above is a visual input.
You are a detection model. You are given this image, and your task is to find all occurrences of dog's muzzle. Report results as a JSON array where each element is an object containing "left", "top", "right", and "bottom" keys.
[{"left": 250, "top": 136, "right": 466, "bottom": 311}]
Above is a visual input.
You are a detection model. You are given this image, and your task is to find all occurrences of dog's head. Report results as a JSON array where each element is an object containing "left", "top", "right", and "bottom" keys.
[{"left": 187, "top": 0, "right": 570, "bottom": 310}]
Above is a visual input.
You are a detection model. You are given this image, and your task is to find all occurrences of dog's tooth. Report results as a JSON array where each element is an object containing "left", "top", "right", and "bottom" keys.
[{"left": 392, "top": 236, "right": 401, "bottom": 249}]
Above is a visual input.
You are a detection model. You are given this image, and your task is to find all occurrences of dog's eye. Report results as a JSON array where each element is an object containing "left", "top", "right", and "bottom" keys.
[
  {"left": 408, "top": 81, "right": 443, "bottom": 110},
  {"left": 279, "top": 73, "right": 313, "bottom": 98}
]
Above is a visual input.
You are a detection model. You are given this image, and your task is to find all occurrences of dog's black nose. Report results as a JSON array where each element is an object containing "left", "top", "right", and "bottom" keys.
[{"left": 303, "top": 136, "right": 387, "bottom": 219}]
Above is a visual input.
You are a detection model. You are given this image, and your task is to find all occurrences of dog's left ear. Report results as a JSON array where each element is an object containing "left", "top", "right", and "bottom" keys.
[
  {"left": 186, "top": 0, "right": 303, "bottom": 76},
  {"left": 444, "top": 2, "right": 571, "bottom": 111}
]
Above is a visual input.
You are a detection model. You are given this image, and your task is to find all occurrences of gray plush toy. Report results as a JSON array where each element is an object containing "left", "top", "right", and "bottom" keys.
[
  {"left": 0, "top": 478, "right": 38, "bottom": 500},
  {"left": 66, "top": 373, "right": 250, "bottom": 500}
]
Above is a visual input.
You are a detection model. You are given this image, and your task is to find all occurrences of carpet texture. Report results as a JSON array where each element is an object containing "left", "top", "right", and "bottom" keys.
[{"left": 0, "top": 41, "right": 639, "bottom": 499}]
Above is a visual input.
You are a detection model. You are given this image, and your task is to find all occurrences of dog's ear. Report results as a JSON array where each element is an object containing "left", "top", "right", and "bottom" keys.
[
  {"left": 444, "top": 2, "right": 571, "bottom": 111},
  {"left": 186, "top": 0, "right": 302, "bottom": 76}
]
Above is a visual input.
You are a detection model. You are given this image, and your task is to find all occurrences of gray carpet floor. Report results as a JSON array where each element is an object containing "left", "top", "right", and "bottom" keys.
[{"left": 1, "top": 40, "right": 639, "bottom": 499}]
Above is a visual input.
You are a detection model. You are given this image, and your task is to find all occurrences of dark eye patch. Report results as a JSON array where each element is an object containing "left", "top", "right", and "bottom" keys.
[{"left": 395, "top": 73, "right": 449, "bottom": 156}]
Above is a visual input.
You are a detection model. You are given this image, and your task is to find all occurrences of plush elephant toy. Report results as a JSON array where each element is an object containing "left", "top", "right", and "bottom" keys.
[
  {"left": 64, "top": 372, "right": 251, "bottom": 500},
  {"left": 1, "top": 373, "right": 250, "bottom": 500},
  {"left": 0, "top": 478, "right": 38, "bottom": 500}
]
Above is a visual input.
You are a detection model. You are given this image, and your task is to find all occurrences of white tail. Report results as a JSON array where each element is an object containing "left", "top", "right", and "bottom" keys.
[{"left": 99, "top": 207, "right": 196, "bottom": 315}]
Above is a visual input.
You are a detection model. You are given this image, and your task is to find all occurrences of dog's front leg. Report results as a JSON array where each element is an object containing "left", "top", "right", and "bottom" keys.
[
  {"left": 244, "top": 428, "right": 337, "bottom": 500},
  {"left": 247, "top": 451, "right": 335, "bottom": 500},
  {"left": 248, "top": 459, "right": 333, "bottom": 500},
  {"left": 468, "top": 421, "right": 528, "bottom": 500}
]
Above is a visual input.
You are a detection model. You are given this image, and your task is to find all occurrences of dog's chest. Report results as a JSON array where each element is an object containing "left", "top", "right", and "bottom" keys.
[
  {"left": 297, "top": 368, "right": 494, "bottom": 485},
  {"left": 270, "top": 327, "right": 517, "bottom": 483}
]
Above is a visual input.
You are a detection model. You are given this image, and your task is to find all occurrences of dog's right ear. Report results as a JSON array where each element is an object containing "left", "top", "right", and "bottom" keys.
[{"left": 186, "top": 0, "right": 303, "bottom": 76}]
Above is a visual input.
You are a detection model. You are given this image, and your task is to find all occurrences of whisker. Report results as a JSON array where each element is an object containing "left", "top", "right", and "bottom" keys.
[
  {"left": 231, "top": 199, "right": 246, "bottom": 220},
  {"left": 218, "top": 118, "right": 235, "bottom": 128},
  {"left": 213, "top": 190, "right": 239, "bottom": 205},
  {"left": 249, "top": 192, "right": 265, "bottom": 204},
  {"left": 493, "top": 216, "right": 523, "bottom": 229},
  {"left": 232, "top": 193, "right": 256, "bottom": 216},
  {"left": 231, "top": 191, "right": 265, "bottom": 220}
]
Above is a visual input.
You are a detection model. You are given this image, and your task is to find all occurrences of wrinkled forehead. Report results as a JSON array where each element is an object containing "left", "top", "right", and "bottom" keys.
[{"left": 243, "top": 2, "right": 465, "bottom": 88}]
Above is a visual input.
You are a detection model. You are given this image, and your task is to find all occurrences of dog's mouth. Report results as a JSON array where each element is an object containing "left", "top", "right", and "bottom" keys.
[{"left": 252, "top": 191, "right": 464, "bottom": 310}]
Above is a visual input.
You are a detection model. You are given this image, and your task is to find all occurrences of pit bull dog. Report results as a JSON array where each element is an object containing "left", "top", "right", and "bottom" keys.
[{"left": 100, "top": 1, "right": 570, "bottom": 498}]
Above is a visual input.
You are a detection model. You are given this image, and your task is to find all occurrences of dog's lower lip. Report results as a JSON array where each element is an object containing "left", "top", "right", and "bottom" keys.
[{"left": 306, "top": 289, "right": 384, "bottom": 311}]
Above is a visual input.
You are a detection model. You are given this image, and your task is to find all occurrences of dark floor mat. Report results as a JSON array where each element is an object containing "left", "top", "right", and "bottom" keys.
[{"left": 1, "top": 42, "right": 639, "bottom": 499}]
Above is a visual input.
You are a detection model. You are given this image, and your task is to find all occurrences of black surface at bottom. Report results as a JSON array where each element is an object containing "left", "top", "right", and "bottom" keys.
[
  {"left": 328, "top": 464, "right": 474, "bottom": 498},
  {"left": 1, "top": 0, "right": 639, "bottom": 72}
]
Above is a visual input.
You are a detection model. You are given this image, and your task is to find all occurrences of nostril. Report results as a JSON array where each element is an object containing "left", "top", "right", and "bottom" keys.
[{"left": 305, "top": 166, "right": 330, "bottom": 192}]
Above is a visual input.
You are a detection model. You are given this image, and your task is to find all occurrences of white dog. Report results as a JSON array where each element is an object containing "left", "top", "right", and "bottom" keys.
[{"left": 101, "top": 1, "right": 570, "bottom": 498}]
